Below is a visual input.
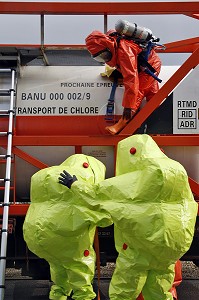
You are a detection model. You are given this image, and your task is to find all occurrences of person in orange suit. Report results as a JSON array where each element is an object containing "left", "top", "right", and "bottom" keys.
[{"left": 85, "top": 25, "right": 161, "bottom": 135}]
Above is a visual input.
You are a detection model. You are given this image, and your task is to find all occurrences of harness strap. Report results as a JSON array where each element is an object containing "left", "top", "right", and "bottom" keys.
[
  {"left": 138, "top": 54, "right": 156, "bottom": 73},
  {"left": 105, "top": 76, "right": 118, "bottom": 120},
  {"left": 116, "top": 36, "right": 163, "bottom": 82}
]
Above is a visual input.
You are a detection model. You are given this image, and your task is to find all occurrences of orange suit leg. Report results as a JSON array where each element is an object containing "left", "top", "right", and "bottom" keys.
[{"left": 169, "top": 260, "right": 182, "bottom": 300}]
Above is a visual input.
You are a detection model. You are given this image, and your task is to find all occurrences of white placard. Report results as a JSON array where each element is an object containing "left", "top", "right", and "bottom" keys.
[
  {"left": 16, "top": 66, "right": 124, "bottom": 116},
  {"left": 173, "top": 66, "right": 199, "bottom": 134}
]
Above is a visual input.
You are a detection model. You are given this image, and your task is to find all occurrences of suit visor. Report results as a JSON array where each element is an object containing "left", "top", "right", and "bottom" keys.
[{"left": 92, "top": 49, "right": 112, "bottom": 63}]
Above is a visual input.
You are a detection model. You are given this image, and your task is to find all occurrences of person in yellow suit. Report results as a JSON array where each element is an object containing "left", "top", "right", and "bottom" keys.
[
  {"left": 102, "top": 135, "right": 197, "bottom": 300},
  {"left": 23, "top": 154, "right": 112, "bottom": 300},
  {"left": 62, "top": 134, "right": 197, "bottom": 300}
]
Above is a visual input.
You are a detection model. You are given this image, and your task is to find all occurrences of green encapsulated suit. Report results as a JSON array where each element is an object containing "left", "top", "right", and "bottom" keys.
[
  {"left": 23, "top": 154, "right": 112, "bottom": 300},
  {"left": 54, "top": 135, "right": 197, "bottom": 300},
  {"left": 93, "top": 134, "right": 197, "bottom": 300}
]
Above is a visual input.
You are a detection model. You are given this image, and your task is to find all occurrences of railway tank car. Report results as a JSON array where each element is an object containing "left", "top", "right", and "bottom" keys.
[{"left": 0, "top": 47, "right": 199, "bottom": 278}]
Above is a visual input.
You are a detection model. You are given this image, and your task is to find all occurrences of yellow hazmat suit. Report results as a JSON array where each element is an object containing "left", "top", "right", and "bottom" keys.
[
  {"left": 23, "top": 154, "right": 112, "bottom": 300},
  {"left": 96, "top": 134, "right": 197, "bottom": 300},
  {"left": 70, "top": 134, "right": 198, "bottom": 299}
]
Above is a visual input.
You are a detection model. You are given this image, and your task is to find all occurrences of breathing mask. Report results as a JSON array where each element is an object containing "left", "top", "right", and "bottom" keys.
[{"left": 92, "top": 48, "right": 112, "bottom": 63}]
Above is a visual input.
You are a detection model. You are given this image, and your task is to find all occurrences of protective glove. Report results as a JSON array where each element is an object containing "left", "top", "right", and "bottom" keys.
[{"left": 58, "top": 170, "right": 77, "bottom": 188}]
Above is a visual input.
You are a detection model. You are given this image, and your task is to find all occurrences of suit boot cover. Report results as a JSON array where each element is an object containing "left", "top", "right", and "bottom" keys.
[
  {"left": 136, "top": 260, "right": 182, "bottom": 300},
  {"left": 49, "top": 284, "right": 68, "bottom": 300},
  {"left": 105, "top": 117, "right": 130, "bottom": 135}
]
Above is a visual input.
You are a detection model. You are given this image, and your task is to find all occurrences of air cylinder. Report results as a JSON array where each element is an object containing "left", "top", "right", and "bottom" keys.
[{"left": 115, "top": 19, "right": 153, "bottom": 42}]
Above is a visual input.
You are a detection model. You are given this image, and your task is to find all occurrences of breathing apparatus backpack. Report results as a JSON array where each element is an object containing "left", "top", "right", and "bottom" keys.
[
  {"left": 114, "top": 19, "right": 165, "bottom": 83},
  {"left": 105, "top": 20, "right": 165, "bottom": 120}
]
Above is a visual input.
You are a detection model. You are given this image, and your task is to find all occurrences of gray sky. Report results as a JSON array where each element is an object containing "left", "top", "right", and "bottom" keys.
[{"left": 0, "top": 0, "right": 198, "bottom": 65}]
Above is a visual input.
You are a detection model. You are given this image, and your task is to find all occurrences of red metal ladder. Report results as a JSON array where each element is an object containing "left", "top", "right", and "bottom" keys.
[{"left": 0, "top": 68, "right": 16, "bottom": 300}]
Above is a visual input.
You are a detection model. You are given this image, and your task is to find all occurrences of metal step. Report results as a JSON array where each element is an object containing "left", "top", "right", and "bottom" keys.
[
  {"left": 0, "top": 110, "right": 9, "bottom": 113},
  {"left": 0, "top": 155, "right": 13, "bottom": 159},
  {"left": 0, "top": 90, "right": 11, "bottom": 96},
  {"left": 0, "top": 56, "right": 18, "bottom": 61},
  {"left": 0, "top": 69, "right": 13, "bottom": 73},
  {"left": 0, "top": 89, "right": 15, "bottom": 97},
  {"left": 0, "top": 110, "right": 15, "bottom": 116},
  {"left": 0, "top": 110, "right": 9, "bottom": 117}
]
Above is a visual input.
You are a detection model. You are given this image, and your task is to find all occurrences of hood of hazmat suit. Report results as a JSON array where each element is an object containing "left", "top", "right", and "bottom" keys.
[
  {"left": 85, "top": 30, "right": 117, "bottom": 67},
  {"left": 96, "top": 134, "right": 198, "bottom": 267}
]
